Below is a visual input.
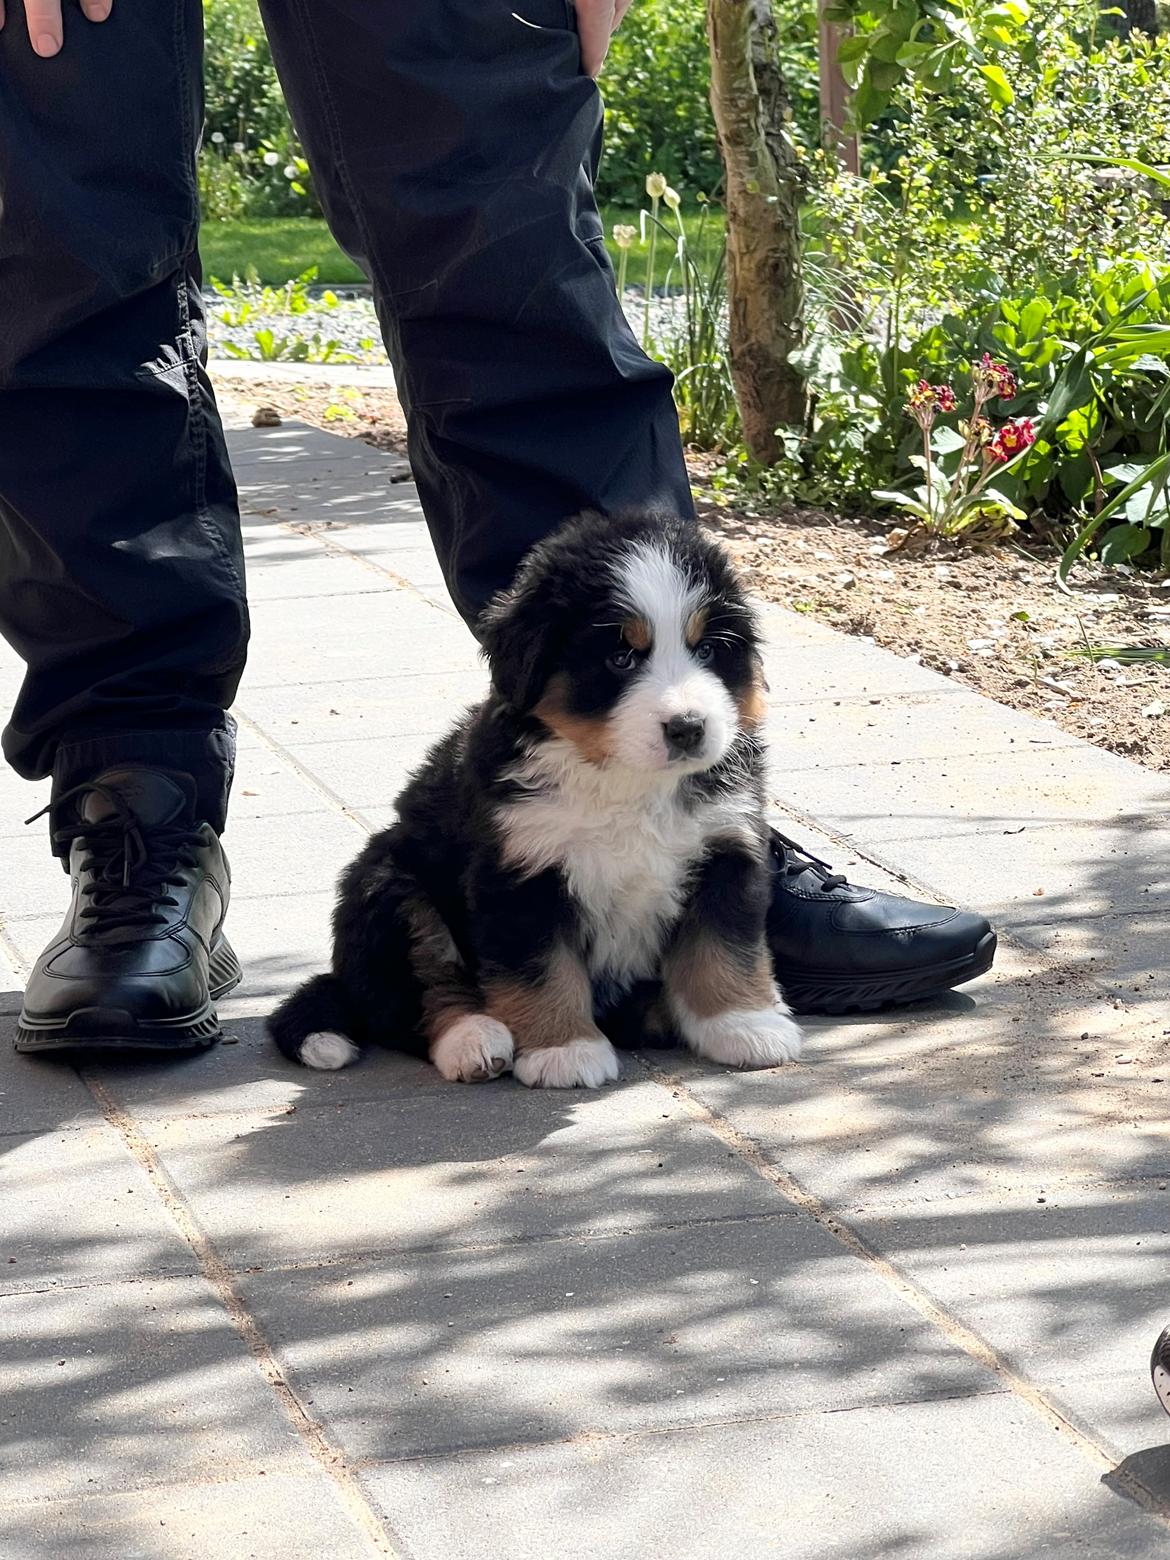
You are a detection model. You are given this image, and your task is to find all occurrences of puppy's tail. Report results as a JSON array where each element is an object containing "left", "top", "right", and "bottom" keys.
[{"left": 268, "top": 974, "right": 361, "bottom": 1070}]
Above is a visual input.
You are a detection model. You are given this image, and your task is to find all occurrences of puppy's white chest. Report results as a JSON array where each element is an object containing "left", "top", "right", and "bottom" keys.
[
  {"left": 562, "top": 819, "right": 695, "bottom": 981},
  {"left": 497, "top": 762, "right": 701, "bottom": 983}
]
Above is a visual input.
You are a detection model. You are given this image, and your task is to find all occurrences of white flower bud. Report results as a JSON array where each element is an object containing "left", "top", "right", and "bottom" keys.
[
  {"left": 663, "top": 186, "right": 680, "bottom": 212},
  {"left": 262, "top": 151, "right": 280, "bottom": 167},
  {"left": 645, "top": 172, "right": 667, "bottom": 200}
]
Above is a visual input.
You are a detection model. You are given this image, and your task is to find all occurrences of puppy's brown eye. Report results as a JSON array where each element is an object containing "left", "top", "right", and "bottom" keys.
[
  {"left": 607, "top": 646, "right": 638, "bottom": 673},
  {"left": 694, "top": 641, "right": 715, "bottom": 665}
]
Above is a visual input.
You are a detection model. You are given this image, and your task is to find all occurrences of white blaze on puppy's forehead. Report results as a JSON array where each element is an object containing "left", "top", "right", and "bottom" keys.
[{"left": 613, "top": 541, "right": 706, "bottom": 645}]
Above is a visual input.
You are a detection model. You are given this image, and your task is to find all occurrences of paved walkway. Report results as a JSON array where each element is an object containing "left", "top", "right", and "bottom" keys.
[{"left": 1, "top": 416, "right": 1169, "bottom": 1558}]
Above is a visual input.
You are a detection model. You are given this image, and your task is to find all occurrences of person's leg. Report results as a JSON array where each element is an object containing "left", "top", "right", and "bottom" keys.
[
  {"left": 257, "top": 0, "right": 692, "bottom": 625},
  {"left": 256, "top": 0, "right": 994, "bottom": 1015},
  {"left": 0, "top": 0, "right": 248, "bottom": 1051},
  {"left": 0, "top": 0, "right": 248, "bottom": 832}
]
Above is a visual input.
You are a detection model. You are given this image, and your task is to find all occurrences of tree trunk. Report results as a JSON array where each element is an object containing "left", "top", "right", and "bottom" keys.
[
  {"left": 1117, "top": 0, "right": 1158, "bottom": 32},
  {"left": 708, "top": 0, "right": 807, "bottom": 464}
]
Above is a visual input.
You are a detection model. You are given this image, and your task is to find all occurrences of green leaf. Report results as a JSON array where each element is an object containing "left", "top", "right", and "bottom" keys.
[
  {"left": 978, "top": 64, "right": 1014, "bottom": 107},
  {"left": 872, "top": 489, "right": 931, "bottom": 519},
  {"left": 1058, "top": 450, "right": 1170, "bottom": 586},
  {"left": 1038, "top": 346, "right": 1094, "bottom": 438},
  {"left": 1098, "top": 523, "right": 1152, "bottom": 563},
  {"left": 932, "top": 425, "right": 967, "bottom": 454}
]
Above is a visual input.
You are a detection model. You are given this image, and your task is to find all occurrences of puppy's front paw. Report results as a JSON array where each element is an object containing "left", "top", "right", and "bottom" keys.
[
  {"left": 431, "top": 1014, "right": 515, "bottom": 1082},
  {"left": 685, "top": 1006, "right": 803, "bottom": 1069},
  {"left": 513, "top": 1036, "right": 621, "bottom": 1089}
]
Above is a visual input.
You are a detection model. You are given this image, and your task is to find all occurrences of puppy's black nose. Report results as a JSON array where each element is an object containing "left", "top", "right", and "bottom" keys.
[{"left": 663, "top": 714, "right": 706, "bottom": 757}]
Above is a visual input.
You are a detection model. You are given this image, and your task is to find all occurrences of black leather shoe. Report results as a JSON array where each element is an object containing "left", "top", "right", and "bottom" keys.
[
  {"left": 767, "top": 830, "right": 996, "bottom": 1014},
  {"left": 15, "top": 767, "right": 241, "bottom": 1054},
  {"left": 1153, "top": 1327, "right": 1170, "bottom": 1417}
]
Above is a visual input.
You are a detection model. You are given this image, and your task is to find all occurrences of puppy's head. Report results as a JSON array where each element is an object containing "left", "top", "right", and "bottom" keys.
[{"left": 480, "top": 512, "right": 765, "bottom": 775}]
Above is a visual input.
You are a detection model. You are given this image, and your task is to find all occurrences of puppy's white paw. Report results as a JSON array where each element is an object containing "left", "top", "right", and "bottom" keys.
[
  {"left": 300, "top": 1031, "right": 360, "bottom": 1070},
  {"left": 431, "top": 1014, "right": 515, "bottom": 1083},
  {"left": 685, "top": 1006, "right": 803, "bottom": 1069},
  {"left": 513, "top": 1036, "right": 621, "bottom": 1089}
]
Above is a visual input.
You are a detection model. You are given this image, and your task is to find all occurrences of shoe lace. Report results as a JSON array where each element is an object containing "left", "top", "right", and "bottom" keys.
[
  {"left": 771, "top": 830, "right": 849, "bottom": 893},
  {"left": 27, "top": 781, "right": 204, "bottom": 943}
]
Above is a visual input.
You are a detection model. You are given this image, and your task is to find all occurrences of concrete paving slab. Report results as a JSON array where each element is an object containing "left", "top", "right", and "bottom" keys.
[
  {"left": 81, "top": 1013, "right": 447, "bottom": 1123},
  {"left": 770, "top": 687, "right": 1084, "bottom": 772},
  {"left": 139, "top": 1078, "right": 795, "bottom": 1266},
  {"left": 275, "top": 732, "right": 443, "bottom": 810},
  {"left": 0, "top": 1052, "right": 99, "bottom": 1136},
  {"left": 0, "top": 1123, "right": 195, "bottom": 1289},
  {"left": 244, "top": 589, "right": 471, "bottom": 686},
  {"left": 240, "top": 1220, "right": 989, "bottom": 1464},
  {"left": 237, "top": 668, "right": 487, "bottom": 746},
  {"left": 0, "top": 1277, "right": 301, "bottom": 1504},
  {"left": 0, "top": 1470, "right": 373, "bottom": 1560},
  {"left": 358, "top": 1394, "right": 1170, "bottom": 1560},
  {"left": 219, "top": 809, "right": 365, "bottom": 902},
  {"left": 855, "top": 1186, "right": 1170, "bottom": 1390},
  {"left": 1008, "top": 910, "right": 1170, "bottom": 1009}
]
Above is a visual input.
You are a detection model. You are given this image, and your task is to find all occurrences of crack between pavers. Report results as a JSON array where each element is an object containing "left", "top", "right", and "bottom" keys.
[
  {"left": 229, "top": 707, "right": 383, "bottom": 839},
  {"left": 82, "top": 1077, "right": 406, "bottom": 1559},
  {"left": 633, "top": 1053, "right": 1170, "bottom": 1530}
]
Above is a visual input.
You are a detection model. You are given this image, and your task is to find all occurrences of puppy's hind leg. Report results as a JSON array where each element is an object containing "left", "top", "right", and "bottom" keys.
[{"left": 406, "top": 901, "right": 514, "bottom": 1083}]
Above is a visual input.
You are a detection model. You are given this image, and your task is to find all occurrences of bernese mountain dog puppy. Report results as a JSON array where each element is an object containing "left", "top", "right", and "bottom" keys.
[{"left": 269, "top": 510, "right": 802, "bottom": 1088}]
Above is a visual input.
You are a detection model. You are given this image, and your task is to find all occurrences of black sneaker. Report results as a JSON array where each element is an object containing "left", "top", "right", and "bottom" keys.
[
  {"left": 767, "top": 830, "right": 996, "bottom": 1014},
  {"left": 15, "top": 767, "right": 241, "bottom": 1054},
  {"left": 1153, "top": 1327, "right": 1170, "bottom": 1417}
]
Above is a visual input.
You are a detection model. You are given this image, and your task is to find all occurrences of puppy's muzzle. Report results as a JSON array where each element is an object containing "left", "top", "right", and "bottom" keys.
[{"left": 663, "top": 713, "right": 706, "bottom": 760}]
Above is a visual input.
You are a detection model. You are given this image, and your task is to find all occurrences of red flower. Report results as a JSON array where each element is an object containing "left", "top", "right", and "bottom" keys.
[
  {"left": 973, "top": 353, "right": 1017, "bottom": 401},
  {"left": 986, "top": 417, "right": 1036, "bottom": 463},
  {"left": 905, "top": 380, "right": 957, "bottom": 427}
]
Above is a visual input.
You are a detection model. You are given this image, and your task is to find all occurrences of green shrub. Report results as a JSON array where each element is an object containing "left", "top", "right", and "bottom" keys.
[
  {"left": 778, "top": 7, "right": 1170, "bottom": 558},
  {"left": 200, "top": 0, "right": 318, "bottom": 219}
]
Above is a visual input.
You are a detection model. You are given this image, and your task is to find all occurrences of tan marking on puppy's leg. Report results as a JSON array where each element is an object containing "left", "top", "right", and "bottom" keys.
[
  {"left": 533, "top": 674, "right": 612, "bottom": 764},
  {"left": 623, "top": 616, "right": 652, "bottom": 651},
  {"left": 684, "top": 605, "right": 709, "bottom": 647},
  {"left": 404, "top": 900, "right": 512, "bottom": 1081},
  {"left": 665, "top": 926, "right": 802, "bottom": 1069},
  {"left": 486, "top": 944, "right": 619, "bottom": 1088},
  {"left": 664, "top": 929, "right": 774, "bottom": 1021}
]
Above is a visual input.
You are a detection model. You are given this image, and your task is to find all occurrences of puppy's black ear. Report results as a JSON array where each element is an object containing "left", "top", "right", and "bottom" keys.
[{"left": 478, "top": 564, "right": 558, "bottom": 713}]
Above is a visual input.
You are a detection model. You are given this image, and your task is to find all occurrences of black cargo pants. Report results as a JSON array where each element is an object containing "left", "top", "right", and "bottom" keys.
[{"left": 0, "top": 0, "right": 691, "bottom": 837}]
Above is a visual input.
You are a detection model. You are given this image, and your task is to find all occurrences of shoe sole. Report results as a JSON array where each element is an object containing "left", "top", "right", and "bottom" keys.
[
  {"left": 1153, "top": 1327, "right": 1170, "bottom": 1418},
  {"left": 776, "top": 930, "right": 997, "bottom": 1016},
  {"left": 13, "top": 937, "right": 243, "bottom": 1055}
]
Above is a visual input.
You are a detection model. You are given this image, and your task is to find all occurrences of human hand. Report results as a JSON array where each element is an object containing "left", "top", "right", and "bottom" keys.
[
  {"left": 0, "top": 0, "right": 112, "bottom": 58},
  {"left": 574, "top": 0, "right": 634, "bottom": 78}
]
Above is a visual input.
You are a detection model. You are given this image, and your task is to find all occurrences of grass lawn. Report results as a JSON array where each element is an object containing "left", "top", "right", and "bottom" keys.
[{"left": 199, "top": 210, "right": 726, "bottom": 290}]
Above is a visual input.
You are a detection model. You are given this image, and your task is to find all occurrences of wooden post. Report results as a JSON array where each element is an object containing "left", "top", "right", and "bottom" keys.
[{"left": 818, "top": 0, "right": 860, "bottom": 174}]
